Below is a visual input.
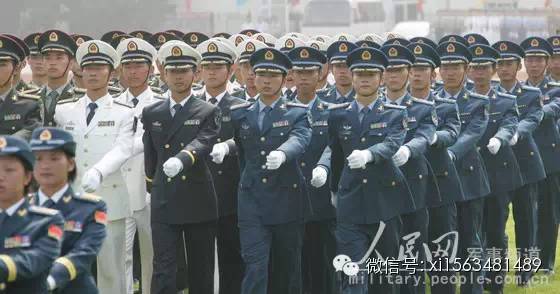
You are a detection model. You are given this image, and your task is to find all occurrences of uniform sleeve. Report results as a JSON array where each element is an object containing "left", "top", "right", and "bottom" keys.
[
  {"left": 518, "top": 94, "right": 544, "bottom": 139},
  {"left": 316, "top": 146, "right": 332, "bottom": 173},
  {"left": 327, "top": 113, "right": 344, "bottom": 192},
  {"left": 224, "top": 138, "right": 238, "bottom": 155},
  {"left": 93, "top": 108, "right": 135, "bottom": 178},
  {"left": 543, "top": 94, "right": 560, "bottom": 120},
  {"left": 141, "top": 109, "right": 157, "bottom": 192},
  {"left": 48, "top": 202, "right": 107, "bottom": 289},
  {"left": 435, "top": 104, "right": 461, "bottom": 148},
  {"left": 0, "top": 213, "right": 63, "bottom": 284},
  {"left": 176, "top": 106, "right": 221, "bottom": 169},
  {"left": 405, "top": 106, "right": 436, "bottom": 159},
  {"left": 12, "top": 101, "right": 42, "bottom": 141},
  {"left": 367, "top": 109, "right": 407, "bottom": 162},
  {"left": 276, "top": 110, "right": 312, "bottom": 162},
  {"left": 448, "top": 101, "right": 489, "bottom": 160},
  {"left": 493, "top": 102, "right": 519, "bottom": 143}
]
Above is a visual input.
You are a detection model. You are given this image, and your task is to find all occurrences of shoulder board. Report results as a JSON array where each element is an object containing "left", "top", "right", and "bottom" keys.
[
  {"left": 521, "top": 85, "right": 540, "bottom": 92},
  {"left": 315, "top": 88, "right": 329, "bottom": 95},
  {"left": 73, "top": 193, "right": 102, "bottom": 203},
  {"left": 17, "top": 92, "right": 40, "bottom": 100},
  {"left": 384, "top": 103, "right": 406, "bottom": 110},
  {"left": 108, "top": 85, "right": 122, "bottom": 92},
  {"left": 114, "top": 100, "right": 133, "bottom": 108},
  {"left": 497, "top": 92, "right": 517, "bottom": 100},
  {"left": 153, "top": 94, "right": 166, "bottom": 100},
  {"left": 328, "top": 102, "right": 351, "bottom": 110},
  {"left": 230, "top": 102, "right": 252, "bottom": 111},
  {"left": 29, "top": 205, "right": 58, "bottom": 216},
  {"left": 21, "top": 87, "right": 41, "bottom": 95},
  {"left": 286, "top": 102, "right": 308, "bottom": 108},
  {"left": 469, "top": 92, "right": 489, "bottom": 100},
  {"left": 73, "top": 87, "right": 86, "bottom": 95},
  {"left": 57, "top": 97, "right": 80, "bottom": 105},
  {"left": 150, "top": 86, "right": 164, "bottom": 94},
  {"left": 434, "top": 97, "right": 456, "bottom": 104},
  {"left": 548, "top": 82, "right": 560, "bottom": 88},
  {"left": 411, "top": 97, "right": 435, "bottom": 106},
  {"left": 192, "top": 83, "right": 203, "bottom": 90}
]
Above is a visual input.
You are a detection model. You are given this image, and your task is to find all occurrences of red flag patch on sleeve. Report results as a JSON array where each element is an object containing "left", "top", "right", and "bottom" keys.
[
  {"left": 48, "top": 224, "right": 63, "bottom": 241},
  {"left": 94, "top": 211, "right": 107, "bottom": 225}
]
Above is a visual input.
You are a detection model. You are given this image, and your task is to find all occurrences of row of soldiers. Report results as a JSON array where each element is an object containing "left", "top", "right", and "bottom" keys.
[{"left": 1, "top": 27, "right": 560, "bottom": 294}]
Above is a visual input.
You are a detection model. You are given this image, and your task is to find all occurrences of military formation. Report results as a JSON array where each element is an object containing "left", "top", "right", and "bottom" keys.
[{"left": 1, "top": 27, "right": 560, "bottom": 294}]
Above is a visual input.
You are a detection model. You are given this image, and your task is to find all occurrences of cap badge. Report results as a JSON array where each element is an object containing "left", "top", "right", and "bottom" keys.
[
  {"left": 499, "top": 43, "right": 508, "bottom": 51},
  {"left": 339, "top": 43, "right": 348, "bottom": 53},
  {"left": 246, "top": 42, "right": 255, "bottom": 52},
  {"left": 361, "top": 50, "right": 372, "bottom": 60},
  {"left": 300, "top": 48, "right": 309, "bottom": 58},
  {"left": 264, "top": 50, "right": 274, "bottom": 60},
  {"left": 447, "top": 43, "right": 456, "bottom": 53},
  {"left": 49, "top": 32, "right": 58, "bottom": 42},
  {"left": 285, "top": 39, "right": 295, "bottom": 49},
  {"left": 0, "top": 137, "right": 6, "bottom": 149},
  {"left": 39, "top": 129, "right": 52, "bottom": 141},
  {"left": 171, "top": 46, "right": 182, "bottom": 57},
  {"left": 467, "top": 36, "right": 475, "bottom": 44},
  {"left": 388, "top": 47, "right": 398, "bottom": 57},
  {"left": 414, "top": 45, "right": 423, "bottom": 55},
  {"left": 88, "top": 43, "right": 99, "bottom": 54},
  {"left": 190, "top": 34, "right": 198, "bottom": 43},
  {"left": 531, "top": 39, "right": 539, "bottom": 47},
  {"left": 208, "top": 42, "right": 218, "bottom": 53},
  {"left": 158, "top": 35, "right": 166, "bottom": 44},
  {"left": 475, "top": 46, "right": 483, "bottom": 56},
  {"left": 127, "top": 41, "right": 138, "bottom": 51}
]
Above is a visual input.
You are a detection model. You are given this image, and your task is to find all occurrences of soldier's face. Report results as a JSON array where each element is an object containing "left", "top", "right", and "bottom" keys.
[
  {"left": 285, "top": 70, "right": 295, "bottom": 89},
  {"left": 384, "top": 67, "right": 409, "bottom": 92},
  {"left": 549, "top": 55, "right": 560, "bottom": 76},
  {"left": 440, "top": 63, "right": 466, "bottom": 89},
  {"left": 239, "top": 62, "right": 256, "bottom": 88},
  {"left": 0, "top": 156, "right": 31, "bottom": 208},
  {"left": 496, "top": 60, "right": 520, "bottom": 82},
  {"left": 33, "top": 150, "right": 74, "bottom": 188},
  {"left": 200, "top": 63, "right": 231, "bottom": 90},
  {"left": 352, "top": 71, "right": 382, "bottom": 97},
  {"left": 255, "top": 72, "right": 284, "bottom": 97},
  {"left": 293, "top": 69, "right": 320, "bottom": 94},
  {"left": 524, "top": 56, "right": 548, "bottom": 79},
  {"left": 0, "top": 60, "right": 15, "bottom": 87},
  {"left": 469, "top": 64, "right": 496, "bottom": 85},
  {"left": 165, "top": 67, "right": 195, "bottom": 93},
  {"left": 43, "top": 52, "right": 72, "bottom": 78},
  {"left": 28, "top": 54, "right": 47, "bottom": 76},
  {"left": 409, "top": 66, "right": 435, "bottom": 91},
  {"left": 122, "top": 62, "right": 152, "bottom": 89},
  {"left": 82, "top": 64, "right": 112, "bottom": 90},
  {"left": 331, "top": 63, "right": 352, "bottom": 86}
]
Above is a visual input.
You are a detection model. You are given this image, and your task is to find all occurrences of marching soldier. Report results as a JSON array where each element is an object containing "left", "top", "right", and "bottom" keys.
[
  {"left": 229, "top": 48, "right": 311, "bottom": 293},
  {"left": 275, "top": 36, "right": 305, "bottom": 100},
  {"left": 2, "top": 34, "right": 40, "bottom": 95},
  {"left": 520, "top": 37, "right": 560, "bottom": 275},
  {"left": 149, "top": 32, "right": 180, "bottom": 92},
  {"left": 23, "top": 33, "right": 47, "bottom": 88},
  {"left": 29, "top": 127, "right": 108, "bottom": 293},
  {"left": 37, "top": 30, "right": 79, "bottom": 127},
  {"left": 547, "top": 36, "right": 560, "bottom": 82},
  {"left": 233, "top": 39, "right": 268, "bottom": 102},
  {"left": 328, "top": 47, "right": 415, "bottom": 293},
  {"left": 468, "top": 44, "right": 522, "bottom": 293},
  {"left": 435, "top": 41, "right": 491, "bottom": 294},
  {"left": 115, "top": 37, "right": 159, "bottom": 294},
  {"left": 196, "top": 38, "right": 246, "bottom": 294},
  {"left": 0, "top": 35, "right": 42, "bottom": 140},
  {"left": 305, "top": 39, "right": 332, "bottom": 91},
  {"left": 54, "top": 39, "right": 135, "bottom": 294},
  {"left": 142, "top": 40, "right": 221, "bottom": 294},
  {"left": 493, "top": 40, "right": 547, "bottom": 285},
  {"left": 70, "top": 34, "right": 94, "bottom": 89},
  {"left": 321, "top": 41, "right": 358, "bottom": 104},
  {"left": 0, "top": 135, "right": 64, "bottom": 293}
]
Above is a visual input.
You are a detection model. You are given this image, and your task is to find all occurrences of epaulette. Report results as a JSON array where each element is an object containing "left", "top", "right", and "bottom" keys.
[
  {"left": 29, "top": 205, "right": 58, "bottom": 216},
  {"left": 57, "top": 97, "right": 80, "bottom": 105},
  {"left": 469, "top": 92, "right": 489, "bottom": 100},
  {"left": 192, "top": 83, "right": 203, "bottom": 90},
  {"left": 16, "top": 92, "right": 41, "bottom": 100},
  {"left": 114, "top": 100, "right": 133, "bottom": 108},
  {"left": 286, "top": 102, "right": 308, "bottom": 108},
  {"left": 153, "top": 94, "right": 166, "bottom": 100},
  {"left": 548, "top": 81, "right": 560, "bottom": 88},
  {"left": 411, "top": 97, "right": 435, "bottom": 106},
  {"left": 328, "top": 102, "right": 351, "bottom": 110},
  {"left": 521, "top": 85, "right": 540, "bottom": 92},
  {"left": 73, "top": 193, "right": 102, "bottom": 203},
  {"left": 384, "top": 103, "right": 407, "bottom": 110},
  {"left": 497, "top": 92, "right": 517, "bottom": 100},
  {"left": 315, "top": 88, "right": 329, "bottom": 95},
  {"left": 230, "top": 102, "right": 252, "bottom": 111},
  {"left": 151, "top": 86, "right": 164, "bottom": 95},
  {"left": 434, "top": 97, "right": 456, "bottom": 104},
  {"left": 73, "top": 87, "right": 86, "bottom": 95},
  {"left": 21, "top": 87, "right": 41, "bottom": 95}
]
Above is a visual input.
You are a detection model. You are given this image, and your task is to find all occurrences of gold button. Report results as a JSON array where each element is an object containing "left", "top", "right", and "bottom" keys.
[
  {"left": 362, "top": 178, "right": 368, "bottom": 184},
  {"left": 262, "top": 178, "right": 267, "bottom": 183},
  {"left": 218, "top": 170, "right": 223, "bottom": 175},
  {"left": 492, "top": 120, "right": 496, "bottom": 123},
  {"left": 469, "top": 166, "right": 474, "bottom": 171},
  {"left": 301, "top": 162, "right": 306, "bottom": 167},
  {"left": 167, "top": 178, "right": 172, "bottom": 182},
  {"left": 344, "top": 136, "right": 348, "bottom": 140},
  {"left": 319, "top": 131, "right": 323, "bottom": 135},
  {"left": 418, "top": 174, "right": 423, "bottom": 179},
  {"left": 261, "top": 165, "right": 267, "bottom": 169},
  {"left": 293, "top": 184, "right": 298, "bottom": 188},
  {"left": 391, "top": 181, "right": 396, "bottom": 186},
  {"left": 553, "top": 143, "right": 556, "bottom": 148},
  {"left": 11, "top": 126, "right": 15, "bottom": 130},
  {"left": 181, "top": 175, "right": 186, "bottom": 180},
  {"left": 217, "top": 138, "right": 222, "bottom": 142},
  {"left": 503, "top": 162, "right": 508, "bottom": 167},
  {"left": 260, "top": 137, "right": 265, "bottom": 142},
  {"left": 165, "top": 144, "right": 170, "bottom": 149},
  {"left": 180, "top": 143, "right": 184, "bottom": 147},
  {"left": 260, "top": 151, "right": 266, "bottom": 155},
  {"left": 530, "top": 151, "right": 534, "bottom": 156},
  {"left": 280, "top": 132, "right": 284, "bottom": 136},
  {"left": 361, "top": 137, "right": 366, "bottom": 142},
  {"left": 444, "top": 171, "right": 449, "bottom": 176}
]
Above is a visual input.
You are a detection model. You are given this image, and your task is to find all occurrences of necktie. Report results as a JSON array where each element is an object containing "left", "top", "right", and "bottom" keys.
[
  {"left": 209, "top": 98, "right": 218, "bottom": 105},
  {"left": 172, "top": 104, "right": 182, "bottom": 117},
  {"left": 43, "top": 199, "right": 55, "bottom": 208},
  {"left": 46, "top": 91, "right": 59, "bottom": 110},
  {"left": 131, "top": 97, "right": 139, "bottom": 107},
  {"left": 360, "top": 107, "right": 370, "bottom": 124},
  {"left": 248, "top": 98, "right": 256, "bottom": 103},
  {"left": 260, "top": 106, "right": 272, "bottom": 131},
  {"left": 86, "top": 103, "right": 98, "bottom": 126}
]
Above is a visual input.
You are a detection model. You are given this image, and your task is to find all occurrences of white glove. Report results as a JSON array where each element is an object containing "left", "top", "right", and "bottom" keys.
[
  {"left": 47, "top": 276, "right": 56, "bottom": 291},
  {"left": 487, "top": 137, "right": 502, "bottom": 155},
  {"left": 145, "top": 193, "right": 151, "bottom": 205},
  {"left": 310, "top": 166, "right": 328, "bottom": 188},
  {"left": 509, "top": 132, "right": 519, "bottom": 146},
  {"left": 81, "top": 168, "right": 102, "bottom": 192},
  {"left": 347, "top": 150, "right": 373, "bottom": 169},
  {"left": 447, "top": 150, "right": 456, "bottom": 161},
  {"left": 392, "top": 146, "right": 411, "bottom": 167},
  {"left": 266, "top": 151, "right": 286, "bottom": 170},
  {"left": 210, "top": 142, "right": 230, "bottom": 164},
  {"left": 430, "top": 133, "right": 438, "bottom": 145},
  {"left": 163, "top": 157, "right": 183, "bottom": 177}
]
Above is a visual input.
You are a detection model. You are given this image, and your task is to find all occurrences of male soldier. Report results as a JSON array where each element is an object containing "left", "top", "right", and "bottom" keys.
[
  {"left": 468, "top": 44, "right": 522, "bottom": 293},
  {"left": 234, "top": 39, "right": 268, "bottom": 102},
  {"left": 229, "top": 48, "right": 311, "bottom": 293},
  {"left": 328, "top": 47, "right": 415, "bottom": 293},
  {"left": 274, "top": 36, "right": 305, "bottom": 100},
  {"left": 29, "top": 127, "right": 107, "bottom": 293},
  {"left": 320, "top": 41, "right": 358, "bottom": 104},
  {"left": 142, "top": 40, "right": 221, "bottom": 294},
  {"left": 436, "top": 41, "right": 491, "bottom": 294},
  {"left": 148, "top": 32, "right": 180, "bottom": 92},
  {"left": 70, "top": 34, "right": 93, "bottom": 89},
  {"left": 115, "top": 37, "right": 159, "bottom": 294},
  {"left": 196, "top": 38, "right": 246, "bottom": 294},
  {"left": 408, "top": 42, "right": 464, "bottom": 294},
  {"left": 37, "top": 30, "right": 78, "bottom": 127},
  {"left": 520, "top": 37, "right": 560, "bottom": 274},
  {"left": 493, "top": 40, "right": 546, "bottom": 285},
  {"left": 54, "top": 40, "right": 135, "bottom": 294},
  {"left": 381, "top": 43, "right": 438, "bottom": 294},
  {"left": 286, "top": 46, "right": 336, "bottom": 294},
  {"left": 0, "top": 135, "right": 64, "bottom": 294},
  {"left": 547, "top": 36, "right": 560, "bottom": 82},
  {"left": 0, "top": 35, "right": 42, "bottom": 140},
  {"left": 305, "top": 39, "right": 331, "bottom": 92},
  {"left": 24, "top": 33, "right": 47, "bottom": 88},
  {"left": 3, "top": 34, "right": 39, "bottom": 94}
]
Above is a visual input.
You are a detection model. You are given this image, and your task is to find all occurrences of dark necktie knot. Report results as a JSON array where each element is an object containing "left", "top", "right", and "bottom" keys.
[
  {"left": 172, "top": 104, "right": 183, "bottom": 116},
  {"left": 43, "top": 199, "right": 55, "bottom": 208},
  {"left": 209, "top": 98, "right": 218, "bottom": 105},
  {"left": 131, "top": 98, "right": 139, "bottom": 107},
  {"left": 88, "top": 103, "right": 98, "bottom": 111},
  {"left": 86, "top": 103, "right": 98, "bottom": 126},
  {"left": 263, "top": 106, "right": 272, "bottom": 113}
]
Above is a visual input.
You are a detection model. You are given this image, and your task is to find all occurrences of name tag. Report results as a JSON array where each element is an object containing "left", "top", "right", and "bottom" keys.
[
  {"left": 184, "top": 119, "right": 200, "bottom": 126},
  {"left": 222, "top": 116, "right": 231, "bottom": 122},
  {"left": 312, "top": 120, "right": 328, "bottom": 127},
  {"left": 544, "top": 95, "right": 550, "bottom": 101},
  {"left": 98, "top": 121, "right": 115, "bottom": 127},
  {"left": 152, "top": 121, "right": 162, "bottom": 127},
  {"left": 241, "top": 123, "right": 250, "bottom": 130},
  {"left": 370, "top": 122, "right": 387, "bottom": 129},
  {"left": 64, "top": 220, "right": 83, "bottom": 233},
  {"left": 4, "top": 235, "right": 31, "bottom": 248},
  {"left": 273, "top": 120, "right": 289, "bottom": 128},
  {"left": 407, "top": 116, "right": 417, "bottom": 123},
  {"left": 3, "top": 114, "right": 21, "bottom": 121},
  {"left": 64, "top": 126, "right": 75, "bottom": 131}
]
